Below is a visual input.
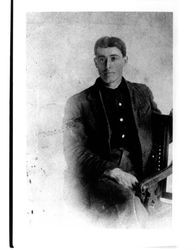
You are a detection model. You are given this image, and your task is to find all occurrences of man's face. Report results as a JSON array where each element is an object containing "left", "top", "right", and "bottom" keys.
[{"left": 94, "top": 47, "right": 128, "bottom": 87}]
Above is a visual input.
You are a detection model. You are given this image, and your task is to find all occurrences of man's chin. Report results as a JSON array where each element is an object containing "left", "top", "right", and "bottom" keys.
[{"left": 101, "top": 76, "right": 117, "bottom": 84}]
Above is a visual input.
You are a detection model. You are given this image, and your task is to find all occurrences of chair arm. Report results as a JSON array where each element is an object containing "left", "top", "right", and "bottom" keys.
[
  {"left": 140, "top": 163, "right": 172, "bottom": 192},
  {"left": 135, "top": 163, "right": 172, "bottom": 207}
]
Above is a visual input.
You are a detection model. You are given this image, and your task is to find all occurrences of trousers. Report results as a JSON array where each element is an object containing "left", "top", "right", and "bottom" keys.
[{"left": 88, "top": 149, "right": 147, "bottom": 219}]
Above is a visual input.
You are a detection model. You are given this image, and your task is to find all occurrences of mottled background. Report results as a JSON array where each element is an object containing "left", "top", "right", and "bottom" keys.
[{"left": 26, "top": 12, "right": 172, "bottom": 224}]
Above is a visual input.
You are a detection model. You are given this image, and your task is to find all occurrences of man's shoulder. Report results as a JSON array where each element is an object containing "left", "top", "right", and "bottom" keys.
[
  {"left": 67, "top": 85, "right": 94, "bottom": 105},
  {"left": 126, "top": 80, "right": 151, "bottom": 96},
  {"left": 126, "top": 80, "right": 148, "bottom": 90}
]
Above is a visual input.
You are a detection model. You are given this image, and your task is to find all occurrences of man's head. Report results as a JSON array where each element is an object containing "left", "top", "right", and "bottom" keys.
[
  {"left": 94, "top": 36, "right": 127, "bottom": 57},
  {"left": 94, "top": 36, "right": 128, "bottom": 88}
]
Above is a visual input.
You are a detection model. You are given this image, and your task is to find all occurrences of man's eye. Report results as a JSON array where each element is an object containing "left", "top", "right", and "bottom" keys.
[
  {"left": 98, "top": 58, "right": 105, "bottom": 63},
  {"left": 111, "top": 56, "right": 118, "bottom": 62}
]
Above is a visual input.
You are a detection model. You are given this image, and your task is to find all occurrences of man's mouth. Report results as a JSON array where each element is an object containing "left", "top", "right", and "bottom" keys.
[{"left": 103, "top": 72, "right": 114, "bottom": 75}]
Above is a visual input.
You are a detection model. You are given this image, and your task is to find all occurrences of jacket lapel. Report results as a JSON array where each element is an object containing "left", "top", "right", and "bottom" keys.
[
  {"left": 125, "top": 80, "right": 140, "bottom": 132},
  {"left": 126, "top": 80, "right": 144, "bottom": 160},
  {"left": 87, "top": 80, "right": 112, "bottom": 152}
]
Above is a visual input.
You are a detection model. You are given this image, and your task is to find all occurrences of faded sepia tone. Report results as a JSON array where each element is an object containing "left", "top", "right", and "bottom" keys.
[{"left": 26, "top": 12, "right": 172, "bottom": 227}]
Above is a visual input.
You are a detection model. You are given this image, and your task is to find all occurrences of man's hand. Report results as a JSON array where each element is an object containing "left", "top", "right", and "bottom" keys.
[{"left": 104, "top": 168, "right": 138, "bottom": 189}]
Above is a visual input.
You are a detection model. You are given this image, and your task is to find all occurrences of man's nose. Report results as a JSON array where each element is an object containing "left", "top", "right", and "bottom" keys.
[{"left": 105, "top": 58, "right": 111, "bottom": 69}]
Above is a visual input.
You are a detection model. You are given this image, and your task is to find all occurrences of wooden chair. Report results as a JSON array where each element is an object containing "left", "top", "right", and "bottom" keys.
[{"left": 136, "top": 113, "right": 173, "bottom": 211}]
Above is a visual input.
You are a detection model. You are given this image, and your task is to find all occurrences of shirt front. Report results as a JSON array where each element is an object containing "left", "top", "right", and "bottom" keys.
[{"left": 99, "top": 77, "right": 143, "bottom": 178}]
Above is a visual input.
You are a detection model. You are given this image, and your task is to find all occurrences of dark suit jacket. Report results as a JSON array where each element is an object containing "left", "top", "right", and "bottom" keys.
[{"left": 63, "top": 77, "right": 160, "bottom": 190}]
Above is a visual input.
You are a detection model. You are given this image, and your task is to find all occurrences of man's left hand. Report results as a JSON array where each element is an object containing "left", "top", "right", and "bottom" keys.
[{"left": 104, "top": 168, "right": 138, "bottom": 189}]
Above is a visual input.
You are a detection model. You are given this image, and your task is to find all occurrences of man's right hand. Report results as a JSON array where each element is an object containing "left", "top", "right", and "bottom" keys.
[{"left": 104, "top": 168, "right": 138, "bottom": 189}]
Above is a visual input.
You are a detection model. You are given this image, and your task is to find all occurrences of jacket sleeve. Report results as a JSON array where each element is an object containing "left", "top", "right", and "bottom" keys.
[
  {"left": 63, "top": 96, "right": 116, "bottom": 181},
  {"left": 145, "top": 85, "right": 161, "bottom": 114},
  {"left": 145, "top": 85, "right": 172, "bottom": 143}
]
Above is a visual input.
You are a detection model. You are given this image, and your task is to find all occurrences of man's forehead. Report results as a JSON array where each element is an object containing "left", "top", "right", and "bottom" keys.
[{"left": 96, "top": 47, "right": 123, "bottom": 57}]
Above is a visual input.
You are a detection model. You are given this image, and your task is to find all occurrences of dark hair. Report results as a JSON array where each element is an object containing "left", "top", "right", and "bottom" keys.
[{"left": 94, "top": 36, "right": 127, "bottom": 57}]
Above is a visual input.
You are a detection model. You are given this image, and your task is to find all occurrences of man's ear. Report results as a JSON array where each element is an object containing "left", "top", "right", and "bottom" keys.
[
  {"left": 94, "top": 57, "right": 98, "bottom": 68},
  {"left": 124, "top": 56, "right": 128, "bottom": 64}
]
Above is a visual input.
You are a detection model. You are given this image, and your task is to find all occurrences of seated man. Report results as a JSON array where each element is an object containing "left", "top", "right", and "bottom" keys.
[{"left": 63, "top": 36, "right": 162, "bottom": 219}]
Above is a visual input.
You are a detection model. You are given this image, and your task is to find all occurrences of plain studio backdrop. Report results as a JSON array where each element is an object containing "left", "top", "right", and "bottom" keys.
[{"left": 26, "top": 12, "right": 172, "bottom": 228}]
